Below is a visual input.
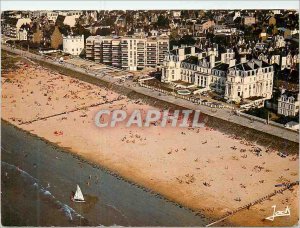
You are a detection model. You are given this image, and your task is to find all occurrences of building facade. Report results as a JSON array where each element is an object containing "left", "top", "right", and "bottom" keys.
[
  {"left": 162, "top": 46, "right": 274, "bottom": 102},
  {"left": 86, "top": 35, "right": 169, "bottom": 70},
  {"left": 4, "top": 17, "right": 31, "bottom": 38},
  {"left": 17, "top": 28, "right": 28, "bottom": 40},
  {"left": 278, "top": 91, "right": 299, "bottom": 116},
  {"left": 63, "top": 35, "right": 84, "bottom": 56},
  {"left": 225, "top": 59, "right": 274, "bottom": 101}
]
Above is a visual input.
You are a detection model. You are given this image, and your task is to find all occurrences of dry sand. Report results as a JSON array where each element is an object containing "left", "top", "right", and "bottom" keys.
[{"left": 2, "top": 60, "right": 299, "bottom": 226}]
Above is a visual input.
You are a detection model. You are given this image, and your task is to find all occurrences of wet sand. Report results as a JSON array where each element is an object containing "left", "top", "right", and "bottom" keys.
[{"left": 1, "top": 59, "right": 299, "bottom": 226}]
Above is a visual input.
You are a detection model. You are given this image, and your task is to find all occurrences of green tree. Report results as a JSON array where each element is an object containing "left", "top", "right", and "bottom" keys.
[
  {"left": 156, "top": 15, "right": 169, "bottom": 28},
  {"left": 59, "top": 24, "right": 71, "bottom": 36},
  {"left": 96, "top": 27, "right": 111, "bottom": 36},
  {"left": 72, "top": 24, "right": 91, "bottom": 40}
]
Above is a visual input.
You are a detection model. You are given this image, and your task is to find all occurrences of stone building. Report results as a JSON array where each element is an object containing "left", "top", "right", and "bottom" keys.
[{"left": 278, "top": 90, "right": 299, "bottom": 116}]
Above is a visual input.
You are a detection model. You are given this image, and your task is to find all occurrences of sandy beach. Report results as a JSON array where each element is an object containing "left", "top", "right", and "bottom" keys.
[{"left": 2, "top": 58, "right": 299, "bottom": 226}]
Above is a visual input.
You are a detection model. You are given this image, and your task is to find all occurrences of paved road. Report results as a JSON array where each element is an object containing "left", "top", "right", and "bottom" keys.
[{"left": 2, "top": 45, "right": 298, "bottom": 144}]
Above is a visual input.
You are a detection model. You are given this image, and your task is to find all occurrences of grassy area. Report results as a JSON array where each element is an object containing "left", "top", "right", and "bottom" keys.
[
  {"left": 142, "top": 78, "right": 175, "bottom": 93},
  {"left": 1, "top": 50, "right": 21, "bottom": 73},
  {"left": 244, "top": 107, "right": 299, "bottom": 124},
  {"left": 245, "top": 107, "right": 277, "bottom": 120}
]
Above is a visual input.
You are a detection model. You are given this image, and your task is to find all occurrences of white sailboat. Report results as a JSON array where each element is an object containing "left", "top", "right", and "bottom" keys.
[{"left": 71, "top": 185, "right": 85, "bottom": 203}]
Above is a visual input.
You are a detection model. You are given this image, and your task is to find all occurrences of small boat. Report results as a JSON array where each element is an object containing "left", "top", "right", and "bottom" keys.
[{"left": 71, "top": 185, "right": 85, "bottom": 203}]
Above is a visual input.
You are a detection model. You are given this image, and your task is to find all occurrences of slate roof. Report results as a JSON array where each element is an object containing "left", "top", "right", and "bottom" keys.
[
  {"left": 230, "top": 59, "right": 271, "bottom": 71},
  {"left": 213, "top": 63, "right": 229, "bottom": 71},
  {"left": 182, "top": 55, "right": 199, "bottom": 65}
]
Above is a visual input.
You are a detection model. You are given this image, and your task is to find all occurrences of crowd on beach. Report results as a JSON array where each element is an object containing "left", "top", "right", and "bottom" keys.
[{"left": 2, "top": 59, "right": 299, "bottom": 226}]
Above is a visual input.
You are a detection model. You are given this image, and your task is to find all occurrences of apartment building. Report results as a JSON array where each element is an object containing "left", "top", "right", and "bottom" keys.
[
  {"left": 278, "top": 90, "right": 299, "bottom": 116},
  {"left": 4, "top": 17, "right": 31, "bottom": 38},
  {"left": 63, "top": 35, "right": 84, "bottom": 56},
  {"left": 85, "top": 35, "right": 169, "bottom": 71}
]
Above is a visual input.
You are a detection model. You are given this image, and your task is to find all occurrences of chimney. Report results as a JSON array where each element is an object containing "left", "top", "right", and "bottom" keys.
[
  {"left": 191, "top": 46, "right": 195, "bottom": 56},
  {"left": 178, "top": 48, "right": 185, "bottom": 61},
  {"left": 197, "top": 52, "right": 203, "bottom": 60},
  {"left": 280, "top": 88, "right": 286, "bottom": 95},
  {"left": 229, "top": 59, "right": 236, "bottom": 67},
  {"left": 240, "top": 56, "right": 247, "bottom": 63},
  {"left": 210, "top": 54, "right": 215, "bottom": 68}
]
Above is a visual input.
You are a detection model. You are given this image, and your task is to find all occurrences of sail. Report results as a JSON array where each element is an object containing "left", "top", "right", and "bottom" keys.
[{"left": 74, "top": 185, "right": 84, "bottom": 201}]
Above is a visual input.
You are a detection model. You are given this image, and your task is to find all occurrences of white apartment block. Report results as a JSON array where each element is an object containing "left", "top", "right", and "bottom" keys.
[
  {"left": 63, "top": 35, "right": 84, "bottom": 56},
  {"left": 85, "top": 35, "right": 169, "bottom": 71},
  {"left": 225, "top": 59, "right": 274, "bottom": 101},
  {"left": 278, "top": 91, "right": 299, "bottom": 116}
]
